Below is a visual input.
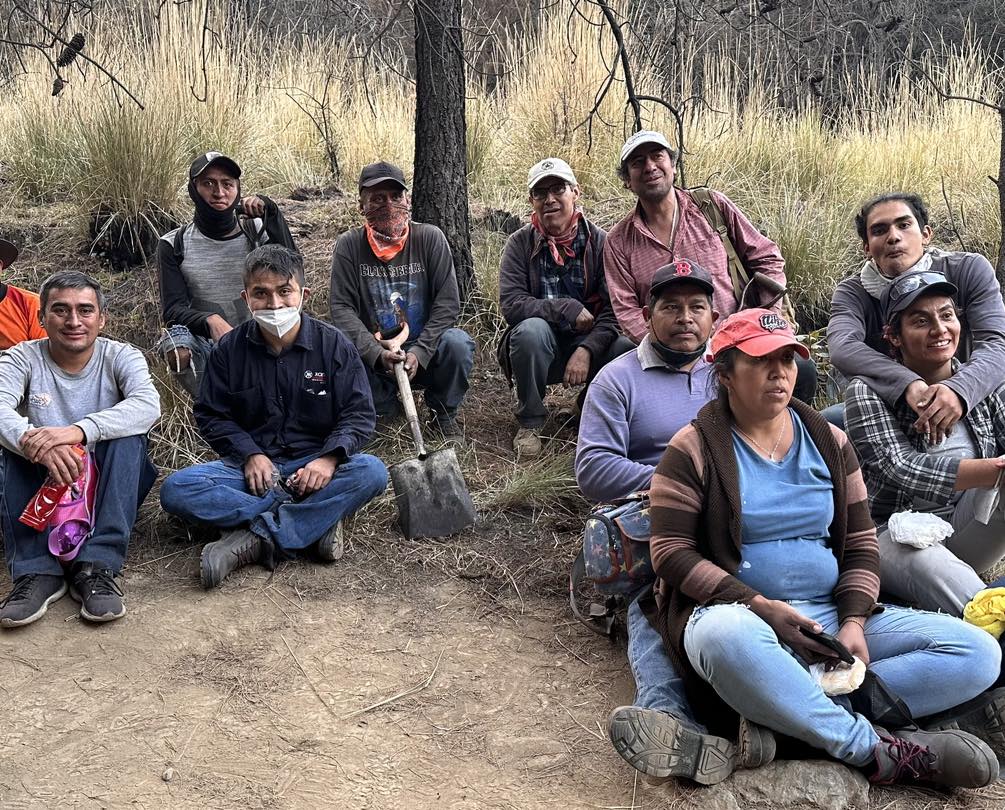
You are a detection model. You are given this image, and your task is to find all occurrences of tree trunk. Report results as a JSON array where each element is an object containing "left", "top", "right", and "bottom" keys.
[{"left": 412, "top": 0, "right": 475, "bottom": 304}]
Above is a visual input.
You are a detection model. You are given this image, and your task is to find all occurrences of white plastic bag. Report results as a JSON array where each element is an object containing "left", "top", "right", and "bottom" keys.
[{"left": 886, "top": 510, "right": 953, "bottom": 548}]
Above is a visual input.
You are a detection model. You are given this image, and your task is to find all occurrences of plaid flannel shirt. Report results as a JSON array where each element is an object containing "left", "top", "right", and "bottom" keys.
[{"left": 845, "top": 364, "right": 1005, "bottom": 524}]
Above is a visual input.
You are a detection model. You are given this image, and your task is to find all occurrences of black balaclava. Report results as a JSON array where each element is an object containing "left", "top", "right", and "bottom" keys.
[
  {"left": 650, "top": 336, "right": 707, "bottom": 369},
  {"left": 188, "top": 171, "right": 241, "bottom": 239}
]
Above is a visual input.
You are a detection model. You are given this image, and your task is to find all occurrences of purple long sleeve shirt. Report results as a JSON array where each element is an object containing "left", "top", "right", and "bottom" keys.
[{"left": 575, "top": 335, "right": 715, "bottom": 503}]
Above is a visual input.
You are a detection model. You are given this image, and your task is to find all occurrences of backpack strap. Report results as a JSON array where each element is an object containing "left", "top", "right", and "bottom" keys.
[
  {"left": 685, "top": 187, "right": 750, "bottom": 305},
  {"left": 172, "top": 223, "right": 190, "bottom": 265}
]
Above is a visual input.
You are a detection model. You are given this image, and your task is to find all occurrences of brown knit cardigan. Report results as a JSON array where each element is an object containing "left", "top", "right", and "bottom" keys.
[{"left": 647, "top": 397, "right": 881, "bottom": 737}]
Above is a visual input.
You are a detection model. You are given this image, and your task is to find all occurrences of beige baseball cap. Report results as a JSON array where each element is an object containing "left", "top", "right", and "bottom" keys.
[{"left": 527, "top": 158, "right": 578, "bottom": 190}]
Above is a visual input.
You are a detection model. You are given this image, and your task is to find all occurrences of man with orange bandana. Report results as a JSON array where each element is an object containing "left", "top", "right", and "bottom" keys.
[
  {"left": 329, "top": 162, "right": 474, "bottom": 440},
  {"left": 0, "top": 239, "right": 46, "bottom": 350}
]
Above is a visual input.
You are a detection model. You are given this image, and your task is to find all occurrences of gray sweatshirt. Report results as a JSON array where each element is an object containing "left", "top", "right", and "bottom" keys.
[{"left": 0, "top": 337, "right": 161, "bottom": 456}]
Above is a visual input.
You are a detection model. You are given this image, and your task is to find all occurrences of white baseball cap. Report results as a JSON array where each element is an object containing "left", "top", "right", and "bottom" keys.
[
  {"left": 619, "top": 130, "right": 674, "bottom": 163},
  {"left": 527, "top": 158, "right": 578, "bottom": 190}
]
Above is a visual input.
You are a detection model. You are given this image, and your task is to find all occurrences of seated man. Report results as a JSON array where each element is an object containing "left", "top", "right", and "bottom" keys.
[
  {"left": 157, "top": 152, "right": 298, "bottom": 396},
  {"left": 0, "top": 271, "right": 160, "bottom": 626},
  {"left": 161, "top": 245, "right": 388, "bottom": 588},
  {"left": 498, "top": 157, "right": 633, "bottom": 458},
  {"left": 827, "top": 192, "right": 1005, "bottom": 433},
  {"left": 330, "top": 161, "right": 475, "bottom": 439},
  {"left": 603, "top": 130, "right": 816, "bottom": 403},
  {"left": 577, "top": 261, "right": 736, "bottom": 785},
  {"left": 0, "top": 238, "right": 46, "bottom": 349}
]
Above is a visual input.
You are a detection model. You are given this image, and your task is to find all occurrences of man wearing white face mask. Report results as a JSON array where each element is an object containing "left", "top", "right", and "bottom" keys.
[{"left": 160, "top": 245, "right": 389, "bottom": 588}]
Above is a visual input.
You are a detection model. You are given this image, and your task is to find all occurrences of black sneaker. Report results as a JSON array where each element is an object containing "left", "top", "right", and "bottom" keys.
[
  {"left": 69, "top": 563, "right": 125, "bottom": 623},
  {"left": 316, "top": 520, "right": 344, "bottom": 562},
  {"left": 428, "top": 413, "right": 465, "bottom": 446},
  {"left": 0, "top": 574, "right": 67, "bottom": 628},
  {"left": 608, "top": 706, "right": 736, "bottom": 785},
  {"left": 200, "top": 528, "right": 263, "bottom": 589},
  {"left": 737, "top": 716, "right": 777, "bottom": 769}
]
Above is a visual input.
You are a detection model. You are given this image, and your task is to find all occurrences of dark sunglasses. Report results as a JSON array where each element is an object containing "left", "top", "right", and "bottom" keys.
[
  {"left": 530, "top": 183, "right": 568, "bottom": 201},
  {"left": 888, "top": 272, "right": 951, "bottom": 302}
]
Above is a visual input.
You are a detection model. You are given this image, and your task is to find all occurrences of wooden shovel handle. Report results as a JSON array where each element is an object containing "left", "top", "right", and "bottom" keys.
[{"left": 393, "top": 361, "right": 427, "bottom": 458}]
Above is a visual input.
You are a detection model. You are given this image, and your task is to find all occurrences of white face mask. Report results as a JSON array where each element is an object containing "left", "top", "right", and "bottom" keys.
[{"left": 252, "top": 292, "right": 303, "bottom": 338}]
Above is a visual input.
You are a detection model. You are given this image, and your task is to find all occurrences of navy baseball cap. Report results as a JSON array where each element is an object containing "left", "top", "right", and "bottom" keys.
[
  {"left": 880, "top": 270, "right": 958, "bottom": 322},
  {"left": 650, "top": 259, "right": 715, "bottom": 298}
]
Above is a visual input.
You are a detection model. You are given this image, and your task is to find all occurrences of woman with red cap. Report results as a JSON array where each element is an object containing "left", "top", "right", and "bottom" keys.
[{"left": 644, "top": 308, "right": 1002, "bottom": 787}]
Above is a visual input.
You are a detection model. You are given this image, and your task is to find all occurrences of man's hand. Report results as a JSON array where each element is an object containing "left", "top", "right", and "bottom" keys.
[
  {"left": 836, "top": 618, "right": 871, "bottom": 667},
  {"left": 563, "top": 347, "right": 591, "bottom": 386},
  {"left": 244, "top": 453, "right": 275, "bottom": 497},
  {"left": 206, "top": 314, "right": 233, "bottom": 343},
  {"left": 19, "top": 426, "right": 85, "bottom": 464},
  {"left": 289, "top": 455, "right": 339, "bottom": 498},
  {"left": 907, "top": 382, "right": 964, "bottom": 444},
  {"left": 240, "top": 195, "right": 266, "bottom": 218},
  {"left": 748, "top": 595, "right": 842, "bottom": 664},
  {"left": 403, "top": 351, "right": 420, "bottom": 381},
  {"left": 378, "top": 348, "right": 407, "bottom": 372},
  {"left": 38, "top": 445, "right": 85, "bottom": 486},
  {"left": 573, "top": 308, "right": 595, "bottom": 334}
]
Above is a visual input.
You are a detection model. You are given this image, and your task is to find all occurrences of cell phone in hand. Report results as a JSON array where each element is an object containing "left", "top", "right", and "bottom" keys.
[{"left": 799, "top": 627, "right": 855, "bottom": 664}]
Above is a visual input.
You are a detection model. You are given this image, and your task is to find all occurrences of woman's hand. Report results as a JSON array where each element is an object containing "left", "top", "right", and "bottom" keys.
[
  {"left": 748, "top": 595, "right": 842, "bottom": 663},
  {"left": 836, "top": 619, "right": 870, "bottom": 667}
]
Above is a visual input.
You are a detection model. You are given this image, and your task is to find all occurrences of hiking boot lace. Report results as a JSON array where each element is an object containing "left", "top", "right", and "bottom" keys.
[
  {"left": 879, "top": 736, "right": 937, "bottom": 782},
  {"left": 0, "top": 575, "right": 36, "bottom": 607},
  {"left": 231, "top": 536, "right": 261, "bottom": 567}
]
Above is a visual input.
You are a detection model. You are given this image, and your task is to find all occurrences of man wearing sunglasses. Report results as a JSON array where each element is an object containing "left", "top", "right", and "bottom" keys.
[
  {"left": 828, "top": 193, "right": 1005, "bottom": 442},
  {"left": 498, "top": 158, "right": 633, "bottom": 457}
]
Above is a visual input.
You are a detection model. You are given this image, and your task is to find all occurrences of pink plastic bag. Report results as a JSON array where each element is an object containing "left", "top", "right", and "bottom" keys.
[{"left": 46, "top": 450, "right": 99, "bottom": 563}]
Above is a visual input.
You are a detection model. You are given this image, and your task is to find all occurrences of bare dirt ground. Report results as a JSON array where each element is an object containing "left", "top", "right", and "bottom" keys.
[{"left": 2, "top": 196, "right": 1005, "bottom": 809}]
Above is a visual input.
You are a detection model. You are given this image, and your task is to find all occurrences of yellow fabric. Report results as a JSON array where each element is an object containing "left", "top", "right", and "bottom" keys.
[{"left": 963, "top": 587, "right": 1005, "bottom": 639}]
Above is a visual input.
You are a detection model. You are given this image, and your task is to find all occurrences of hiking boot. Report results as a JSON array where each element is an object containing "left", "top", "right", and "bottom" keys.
[
  {"left": 0, "top": 574, "right": 67, "bottom": 628},
  {"left": 513, "top": 426, "right": 543, "bottom": 458},
  {"left": 69, "top": 563, "right": 125, "bottom": 623},
  {"left": 317, "top": 520, "right": 344, "bottom": 562},
  {"left": 200, "top": 529, "right": 263, "bottom": 589},
  {"left": 428, "top": 413, "right": 465, "bottom": 446},
  {"left": 869, "top": 726, "right": 998, "bottom": 787},
  {"left": 924, "top": 687, "right": 1005, "bottom": 761},
  {"left": 608, "top": 706, "right": 736, "bottom": 786},
  {"left": 737, "top": 716, "right": 777, "bottom": 769}
]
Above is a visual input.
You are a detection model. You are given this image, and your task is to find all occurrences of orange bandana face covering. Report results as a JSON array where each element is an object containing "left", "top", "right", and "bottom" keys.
[{"left": 364, "top": 202, "right": 411, "bottom": 262}]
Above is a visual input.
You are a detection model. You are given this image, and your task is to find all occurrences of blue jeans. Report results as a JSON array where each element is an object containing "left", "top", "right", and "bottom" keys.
[
  {"left": 626, "top": 597, "right": 702, "bottom": 728},
  {"left": 822, "top": 403, "right": 845, "bottom": 430},
  {"left": 160, "top": 452, "right": 388, "bottom": 551},
  {"left": 508, "top": 317, "right": 635, "bottom": 428},
  {"left": 367, "top": 327, "right": 474, "bottom": 419},
  {"left": 0, "top": 436, "right": 157, "bottom": 577},
  {"left": 684, "top": 601, "right": 1001, "bottom": 766}
]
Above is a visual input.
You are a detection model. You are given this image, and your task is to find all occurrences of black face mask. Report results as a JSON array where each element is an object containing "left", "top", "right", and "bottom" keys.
[
  {"left": 188, "top": 177, "right": 241, "bottom": 239},
  {"left": 650, "top": 336, "right": 707, "bottom": 368}
]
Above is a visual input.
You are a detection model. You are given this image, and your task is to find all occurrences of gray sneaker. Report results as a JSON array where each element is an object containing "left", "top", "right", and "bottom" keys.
[
  {"left": 200, "top": 529, "right": 263, "bottom": 589},
  {"left": 0, "top": 574, "right": 68, "bottom": 628},
  {"left": 317, "top": 520, "right": 344, "bottom": 562},
  {"left": 608, "top": 706, "right": 736, "bottom": 785},
  {"left": 870, "top": 726, "right": 998, "bottom": 787},
  {"left": 69, "top": 564, "right": 125, "bottom": 623}
]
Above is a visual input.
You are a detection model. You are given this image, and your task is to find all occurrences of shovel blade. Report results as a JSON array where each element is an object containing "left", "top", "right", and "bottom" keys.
[{"left": 390, "top": 448, "right": 476, "bottom": 539}]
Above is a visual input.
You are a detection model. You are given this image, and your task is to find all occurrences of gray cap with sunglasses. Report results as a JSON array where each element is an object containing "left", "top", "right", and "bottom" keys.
[
  {"left": 527, "top": 158, "right": 577, "bottom": 190},
  {"left": 880, "top": 270, "right": 958, "bottom": 322}
]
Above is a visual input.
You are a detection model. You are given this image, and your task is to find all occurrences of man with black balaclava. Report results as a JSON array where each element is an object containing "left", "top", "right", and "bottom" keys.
[
  {"left": 576, "top": 259, "right": 734, "bottom": 787},
  {"left": 329, "top": 161, "right": 474, "bottom": 440},
  {"left": 156, "top": 152, "right": 298, "bottom": 396}
]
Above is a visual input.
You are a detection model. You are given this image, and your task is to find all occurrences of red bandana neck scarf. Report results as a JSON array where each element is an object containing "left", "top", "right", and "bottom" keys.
[
  {"left": 531, "top": 209, "right": 583, "bottom": 266},
  {"left": 364, "top": 203, "right": 411, "bottom": 262}
]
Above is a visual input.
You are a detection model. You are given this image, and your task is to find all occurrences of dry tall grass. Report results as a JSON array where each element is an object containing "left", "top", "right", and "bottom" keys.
[{"left": 0, "top": 3, "right": 1002, "bottom": 311}]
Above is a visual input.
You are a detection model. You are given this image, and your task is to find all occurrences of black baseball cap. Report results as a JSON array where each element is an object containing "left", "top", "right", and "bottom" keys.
[
  {"left": 880, "top": 270, "right": 958, "bottom": 322},
  {"left": 359, "top": 161, "right": 408, "bottom": 190},
  {"left": 189, "top": 152, "right": 242, "bottom": 180},
  {"left": 0, "top": 238, "right": 17, "bottom": 269},
  {"left": 650, "top": 259, "right": 715, "bottom": 298}
]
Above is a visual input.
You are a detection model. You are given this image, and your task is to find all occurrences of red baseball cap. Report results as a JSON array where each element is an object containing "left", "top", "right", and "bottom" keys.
[{"left": 709, "top": 308, "right": 809, "bottom": 361}]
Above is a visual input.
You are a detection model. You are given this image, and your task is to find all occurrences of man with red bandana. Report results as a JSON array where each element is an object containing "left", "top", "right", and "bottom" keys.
[
  {"left": 0, "top": 239, "right": 46, "bottom": 350},
  {"left": 498, "top": 158, "right": 633, "bottom": 458},
  {"left": 329, "top": 162, "right": 474, "bottom": 440}
]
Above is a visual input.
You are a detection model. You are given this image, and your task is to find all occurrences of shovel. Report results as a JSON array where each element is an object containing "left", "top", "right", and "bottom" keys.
[{"left": 379, "top": 328, "right": 476, "bottom": 539}]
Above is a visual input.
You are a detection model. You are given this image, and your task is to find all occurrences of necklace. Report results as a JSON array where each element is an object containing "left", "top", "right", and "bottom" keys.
[{"left": 734, "top": 417, "right": 788, "bottom": 462}]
